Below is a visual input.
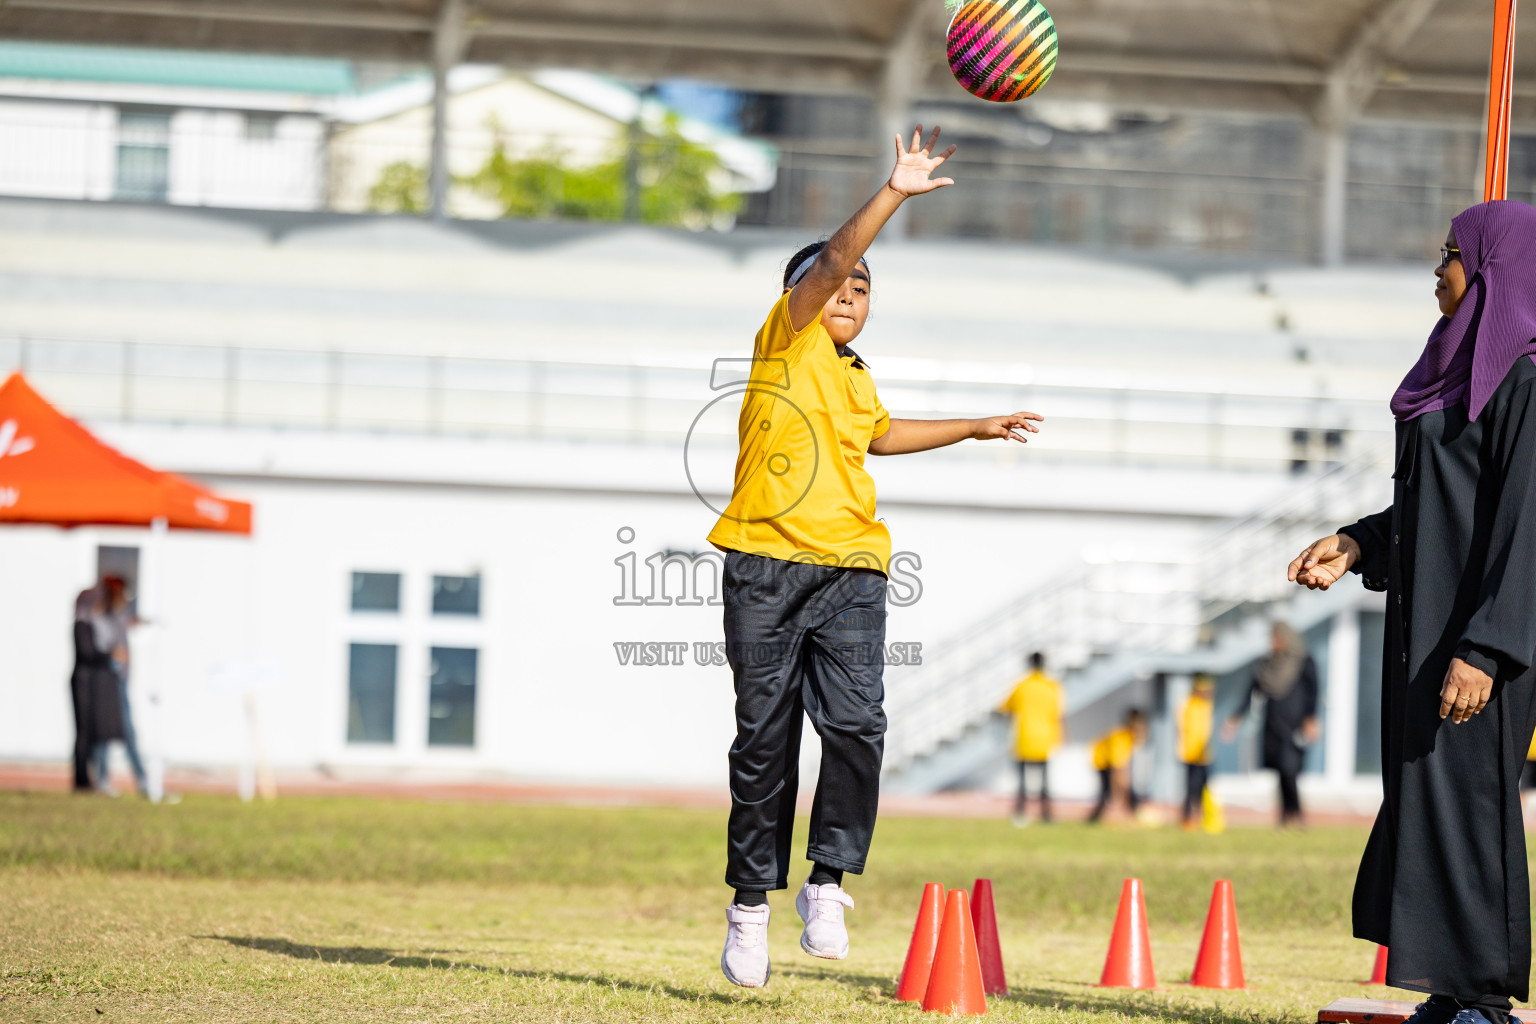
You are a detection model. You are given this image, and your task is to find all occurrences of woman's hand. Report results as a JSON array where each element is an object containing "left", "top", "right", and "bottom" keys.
[
  {"left": 1440, "top": 657, "right": 1493, "bottom": 724},
  {"left": 887, "top": 126, "right": 957, "bottom": 198},
  {"left": 1288, "top": 534, "right": 1361, "bottom": 590},
  {"left": 971, "top": 411, "right": 1043, "bottom": 443},
  {"left": 1220, "top": 717, "right": 1240, "bottom": 744}
]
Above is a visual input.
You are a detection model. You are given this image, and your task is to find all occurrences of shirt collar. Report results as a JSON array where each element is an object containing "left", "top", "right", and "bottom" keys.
[{"left": 836, "top": 344, "right": 866, "bottom": 370}]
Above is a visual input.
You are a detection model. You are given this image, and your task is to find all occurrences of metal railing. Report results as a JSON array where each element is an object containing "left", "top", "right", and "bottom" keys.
[
  {"left": 882, "top": 557, "right": 1204, "bottom": 768},
  {"left": 1, "top": 335, "right": 1395, "bottom": 472},
  {"left": 1197, "top": 454, "right": 1394, "bottom": 617},
  {"left": 0, "top": 110, "right": 1513, "bottom": 259}
]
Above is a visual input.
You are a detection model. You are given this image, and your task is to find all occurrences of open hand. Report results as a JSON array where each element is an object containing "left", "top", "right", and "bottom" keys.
[
  {"left": 1440, "top": 657, "right": 1493, "bottom": 724},
  {"left": 972, "top": 411, "right": 1043, "bottom": 443},
  {"left": 888, "top": 126, "right": 957, "bottom": 197},
  {"left": 1288, "top": 533, "right": 1361, "bottom": 590}
]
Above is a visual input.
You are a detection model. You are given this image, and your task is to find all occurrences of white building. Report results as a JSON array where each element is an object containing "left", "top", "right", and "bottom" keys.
[
  {"left": 0, "top": 41, "right": 342, "bottom": 209},
  {"left": 327, "top": 67, "right": 776, "bottom": 220},
  {"left": 0, "top": 193, "right": 1430, "bottom": 808},
  {"left": 0, "top": 40, "right": 773, "bottom": 219}
]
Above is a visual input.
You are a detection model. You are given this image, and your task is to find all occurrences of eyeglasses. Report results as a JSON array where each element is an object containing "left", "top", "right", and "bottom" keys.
[{"left": 1439, "top": 245, "right": 1461, "bottom": 267}]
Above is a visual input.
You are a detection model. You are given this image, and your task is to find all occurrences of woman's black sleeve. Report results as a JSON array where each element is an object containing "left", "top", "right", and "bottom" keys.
[
  {"left": 1231, "top": 678, "right": 1256, "bottom": 720},
  {"left": 1300, "top": 658, "right": 1320, "bottom": 719},
  {"left": 1456, "top": 380, "right": 1536, "bottom": 680},
  {"left": 1339, "top": 507, "right": 1393, "bottom": 592}
]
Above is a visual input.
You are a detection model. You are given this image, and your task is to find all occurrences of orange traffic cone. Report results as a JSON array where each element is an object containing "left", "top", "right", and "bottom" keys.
[
  {"left": 922, "top": 888, "right": 988, "bottom": 1015},
  {"left": 970, "top": 879, "right": 1008, "bottom": 997},
  {"left": 1189, "top": 880, "right": 1245, "bottom": 989},
  {"left": 1099, "top": 878, "right": 1158, "bottom": 989},
  {"left": 1362, "top": 945, "right": 1389, "bottom": 985},
  {"left": 895, "top": 883, "right": 946, "bottom": 1002}
]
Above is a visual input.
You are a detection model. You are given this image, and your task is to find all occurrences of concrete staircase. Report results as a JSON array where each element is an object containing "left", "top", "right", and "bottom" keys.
[{"left": 882, "top": 456, "right": 1392, "bottom": 795}]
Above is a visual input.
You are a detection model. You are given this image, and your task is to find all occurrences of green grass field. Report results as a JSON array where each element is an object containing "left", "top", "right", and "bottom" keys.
[{"left": 0, "top": 791, "right": 1415, "bottom": 1023}]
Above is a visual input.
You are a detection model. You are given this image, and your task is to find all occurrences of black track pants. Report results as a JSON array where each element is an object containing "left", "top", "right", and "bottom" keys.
[{"left": 722, "top": 550, "right": 887, "bottom": 891}]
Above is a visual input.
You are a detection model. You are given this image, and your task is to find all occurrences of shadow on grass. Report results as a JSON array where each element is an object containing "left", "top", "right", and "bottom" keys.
[
  {"left": 779, "top": 966, "right": 1283, "bottom": 1022},
  {"left": 197, "top": 935, "right": 736, "bottom": 1005},
  {"left": 759, "top": 964, "right": 1293, "bottom": 1022},
  {"left": 1000, "top": 983, "right": 1291, "bottom": 1024},
  {"left": 776, "top": 964, "right": 897, "bottom": 990}
]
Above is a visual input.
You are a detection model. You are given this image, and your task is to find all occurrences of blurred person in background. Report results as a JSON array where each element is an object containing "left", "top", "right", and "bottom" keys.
[
  {"left": 1223, "top": 622, "right": 1319, "bottom": 827},
  {"left": 998, "top": 651, "right": 1064, "bottom": 826},
  {"left": 1087, "top": 708, "right": 1146, "bottom": 824},
  {"left": 1179, "top": 675, "right": 1217, "bottom": 831},
  {"left": 70, "top": 582, "right": 122, "bottom": 792},
  {"left": 1287, "top": 202, "right": 1536, "bottom": 1024},
  {"left": 91, "top": 576, "right": 149, "bottom": 798}
]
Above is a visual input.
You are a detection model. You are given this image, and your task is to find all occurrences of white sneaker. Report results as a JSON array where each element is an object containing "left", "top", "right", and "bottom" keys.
[
  {"left": 795, "top": 880, "right": 854, "bottom": 959},
  {"left": 721, "top": 903, "right": 771, "bottom": 988}
]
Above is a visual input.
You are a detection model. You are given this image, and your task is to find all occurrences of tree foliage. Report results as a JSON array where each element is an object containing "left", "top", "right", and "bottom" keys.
[
  {"left": 363, "top": 116, "right": 741, "bottom": 228},
  {"left": 366, "top": 160, "right": 428, "bottom": 214},
  {"left": 467, "top": 115, "right": 740, "bottom": 229}
]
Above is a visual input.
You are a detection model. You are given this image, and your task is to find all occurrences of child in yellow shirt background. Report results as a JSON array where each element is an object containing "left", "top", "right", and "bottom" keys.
[
  {"left": 1087, "top": 708, "right": 1147, "bottom": 823},
  {"left": 1179, "top": 675, "right": 1217, "bottom": 831},
  {"left": 998, "top": 651, "right": 1064, "bottom": 826}
]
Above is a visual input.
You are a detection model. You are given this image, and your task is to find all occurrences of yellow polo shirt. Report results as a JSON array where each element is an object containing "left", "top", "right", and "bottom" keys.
[
  {"left": 1092, "top": 727, "right": 1136, "bottom": 771},
  {"left": 1179, "top": 693, "right": 1215, "bottom": 766},
  {"left": 999, "top": 670, "right": 1063, "bottom": 761},
  {"left": 707, "top": 292, "right": 892, "bottom": 571}
]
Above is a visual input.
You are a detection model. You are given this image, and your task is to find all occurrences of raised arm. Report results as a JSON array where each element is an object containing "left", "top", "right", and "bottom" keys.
[{"left": 787, "top": 127, "right": 956, "bottom": 332}]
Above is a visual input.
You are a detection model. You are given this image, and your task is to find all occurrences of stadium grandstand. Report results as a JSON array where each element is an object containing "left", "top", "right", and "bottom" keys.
[{"left": 0, "top": 0, "right": 1528, "bottom": 813}]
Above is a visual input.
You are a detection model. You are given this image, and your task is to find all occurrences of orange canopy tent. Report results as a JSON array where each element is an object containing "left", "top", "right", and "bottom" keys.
[{"left": 0, "top": 372, "right": 251, "bottom": 533}]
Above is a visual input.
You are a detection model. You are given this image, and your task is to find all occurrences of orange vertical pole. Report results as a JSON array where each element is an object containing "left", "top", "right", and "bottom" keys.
[{"left": 1484, "top": 0, "right": 1519, "bottom": 201}]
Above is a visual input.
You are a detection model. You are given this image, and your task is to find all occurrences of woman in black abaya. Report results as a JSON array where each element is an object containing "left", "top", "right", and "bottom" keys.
[
  {"left": 1289, "top": 201, "right": 1536, "bottom": 1024},
  {"left": 70, "top": 583, "right": 123, "bottom": 792},
  {"left": 1223, "top": 622, "right": 1319, "bottom": 826}
]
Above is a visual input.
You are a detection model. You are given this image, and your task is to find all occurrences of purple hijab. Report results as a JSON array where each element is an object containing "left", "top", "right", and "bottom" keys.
[{"left": 1391, "top": 200, "right": 1536, "bottom": 422}]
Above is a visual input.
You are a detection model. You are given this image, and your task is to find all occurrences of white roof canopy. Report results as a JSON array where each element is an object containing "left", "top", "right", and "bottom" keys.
[{"left": 1, "top": 0, "right": 1530, "bottom": 125}]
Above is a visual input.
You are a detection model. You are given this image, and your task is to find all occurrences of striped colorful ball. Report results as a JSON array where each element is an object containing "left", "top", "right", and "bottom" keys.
[{"left": 946, "top": 0, "right": 1059, "bottom": 103}]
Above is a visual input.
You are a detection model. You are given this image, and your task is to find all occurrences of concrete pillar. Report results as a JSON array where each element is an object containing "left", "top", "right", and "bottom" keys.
[
  {"left": 875, "top": 84, "right": 913, "bottom": 238},
  {"left": 1154, "top": 673, "right": 1192, "bottom": 805},
  {"left": 875, "top": 1, "right": 929, "bottom": 239},
  {"left": 139, "top": 516, "right": 168, "bottom": 802},
  {"left": 623, "top": 114, "right": 643, "bottom": 223},
  {"left": 623, "top": 85, "right": 655, "bottom": 223},
  {"left": 1325, "top": 606, "right": 1361, "bottom": 784},
  {"left": 429, "top": 0, "right": 465, "bottom": 222},
  {"left": 1319, "top": 121, "right": 1348, "bottom": 267}
]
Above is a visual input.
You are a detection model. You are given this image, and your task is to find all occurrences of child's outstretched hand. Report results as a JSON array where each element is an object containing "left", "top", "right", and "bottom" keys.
[
  {"left": 972, "top": 411, "right": 1044, "bottom": 442},
  {"left": 889, "top": 126, "right": 957, "bottom": 197}
]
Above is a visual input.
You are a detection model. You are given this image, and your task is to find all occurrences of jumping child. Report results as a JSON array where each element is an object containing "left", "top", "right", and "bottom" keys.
[{"left": 707, "top": 126, "right": 1044, "bottom": 988}]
